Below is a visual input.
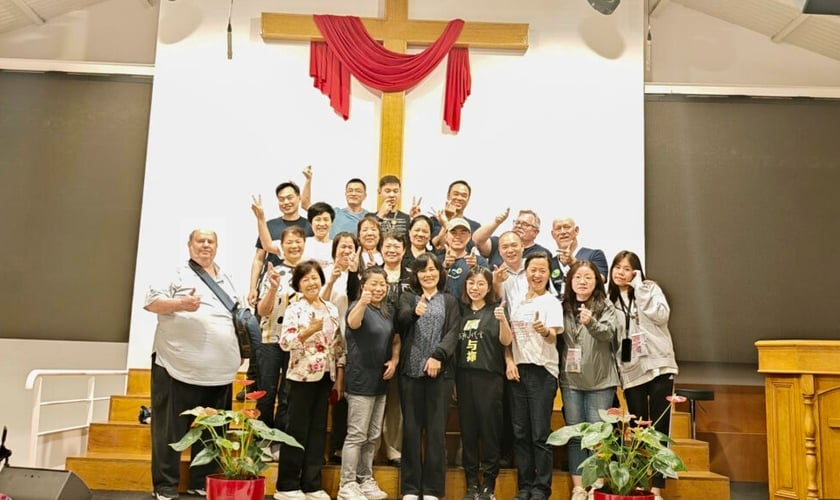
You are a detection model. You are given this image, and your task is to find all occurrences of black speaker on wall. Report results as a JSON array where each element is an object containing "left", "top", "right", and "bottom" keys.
[
  {"left": 0, "top": 467, "right": 91, "bottom": 500},
  {"left": 802, "top": 0, "right": 840, "bottom": 15}
]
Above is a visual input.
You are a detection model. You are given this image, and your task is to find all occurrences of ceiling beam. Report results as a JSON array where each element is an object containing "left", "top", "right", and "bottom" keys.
[
  {"left": 650, "top": 0, "right": 671, "bottom": 18},
  {"left": 771, "top": 14, "right": 808, "bottom": 43},
  {"left": 8, "top": 0, "right": 45, "bottom": 24}
]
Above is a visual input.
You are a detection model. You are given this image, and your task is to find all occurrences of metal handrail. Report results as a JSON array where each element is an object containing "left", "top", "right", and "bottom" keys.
[{"left": 25, "top": 369, "right": 128, "bottom": 467}]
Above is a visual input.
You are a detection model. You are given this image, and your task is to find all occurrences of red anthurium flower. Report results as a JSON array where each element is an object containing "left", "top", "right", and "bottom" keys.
[
  {"left": 245, "top": 390, "right": 267, "bottom": 401},
  {"left": 636, "top": 420, "right": 653, "bottom": 427},
  {"left": 605, "top": 408, "right": 623, "bottom": 418},
  {"left": 666, "top": 394, "right": 687, "bottom": 404},
  {"left": 242, "top": 408, "right": 261, "bottom": 419},
  {"left": 234, "top": 379, "right": 256, "bottom": 386}
]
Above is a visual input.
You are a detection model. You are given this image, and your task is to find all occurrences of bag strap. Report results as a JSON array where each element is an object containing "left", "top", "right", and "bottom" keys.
[{"left": 188, "top": 259, "right": 237, "bottom": 312}]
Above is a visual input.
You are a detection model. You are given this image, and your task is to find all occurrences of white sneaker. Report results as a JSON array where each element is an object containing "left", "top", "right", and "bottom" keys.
[
  {"left": 359, "top": 479, "right": 388, "bottom": 500},
  {"left": 274, "top": 491, "right": 307, "bottom": 500},
  {"left": 402, "top": 496, "right": 419, "bottom": 500},
  {"left": 305, "top": 490, "right": 332, "bottom": 500},
  {"left": 338, "top": 482, "right": 367, "bottom": 500},
  {"left": 423, "top": 496, "right": 439, "bottom": 500},
  {"left": 571, "top": 486, "right": 587, "bottom": 500},
  {"left": 155, "top": 493, "right": 177, "bottom": 500}
]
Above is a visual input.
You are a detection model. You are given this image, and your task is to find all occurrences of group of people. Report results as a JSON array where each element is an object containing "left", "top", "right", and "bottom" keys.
[{"left": 144, "top": 167, "right": 678, "bottom": 500}]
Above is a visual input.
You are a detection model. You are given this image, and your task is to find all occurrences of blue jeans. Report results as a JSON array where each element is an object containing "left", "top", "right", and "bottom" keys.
[
  {"left": 560, "top": 386, "right": 616, "bottom": 476},
  {"left": 340, "top": 393, "right": 387, "bottom": 486},
  {"left": 510, "top": 364, "right": 557, "bottom": 499}
]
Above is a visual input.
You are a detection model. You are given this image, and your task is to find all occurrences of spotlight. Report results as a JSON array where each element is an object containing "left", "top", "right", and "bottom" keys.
[{"left": 588, "top": 0, "right": 621, "bottom": 15}]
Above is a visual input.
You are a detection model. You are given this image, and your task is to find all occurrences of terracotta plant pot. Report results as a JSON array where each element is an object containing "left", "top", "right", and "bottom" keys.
[
  {"left": 593, "top": 490, "right": 655, "bottom": 500},
  {"left": 205, "top": 474, "right": 266, "bottom": 500}
]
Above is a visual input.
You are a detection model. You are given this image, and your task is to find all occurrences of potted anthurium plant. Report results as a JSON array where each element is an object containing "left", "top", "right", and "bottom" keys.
[
  {"left": 547, "top": 394, "right": 688, "bottom": 500},
  {"left": 170, "top": 380, "right": 302, "bottom": 500}
]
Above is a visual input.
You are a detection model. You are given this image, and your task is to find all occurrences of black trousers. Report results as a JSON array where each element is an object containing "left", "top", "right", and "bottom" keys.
[
  {"left": 623, "top": 373, "right": 675, "bottom": 489},
  {"left": 276, "top": 376, "right": 332, "bottom": 493},
  {"left": 150, "top": 355, "right": 231, "bottom": 494},
  {"left": 400, "top": 374, "right": 454, "bottom": 498},
  {"left": 456, "top": 369, "right": 504, "bottom": 491}
]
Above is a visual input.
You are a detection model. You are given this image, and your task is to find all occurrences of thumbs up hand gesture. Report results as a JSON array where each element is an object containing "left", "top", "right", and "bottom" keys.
[
  {"left": 494, "top": 301, "right": 507, "bottom": 322},
  {"left": 308, "top": 312, "right": 324, "bottom": 335},
  {"left": 415, "top": 295, "right": 429, "bottom": 317},
  {"left": 359, "top": 290, "right": 373, "bottom": 306},
  {"left": 465, "top": 246, "right": 478, "bottom": 268},
  {"left": 533, "top": 311, "right": 548, "bottom": 337},
  {"left": 180, "top": 288, "right": 201, "bottom": 312},
  {"left": 578, "top": 304, "right": 593, "bottom": 326},
  {"left": 443, "top": 244, "right": 456, "bottom": 270}
]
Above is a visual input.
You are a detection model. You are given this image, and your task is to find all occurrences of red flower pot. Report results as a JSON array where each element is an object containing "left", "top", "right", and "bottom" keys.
[
  {"left": 593, "top": 491, "right": 655, "bottom": 500},
  {"left": 205, "top": 474, "right": 266, "bottom": 500}
]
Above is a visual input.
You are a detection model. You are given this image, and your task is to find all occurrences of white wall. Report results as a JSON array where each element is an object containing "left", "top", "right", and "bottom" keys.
[
  {"left": 0, "top": 340, "right": 128, "bottom": 468},
  {"left": 649, "top": 2, "right": 840, "bottom": 86},
  {"left": 126, "top": 0, "right": 648, "bottom": 367},
  {"left": 0, "top": 0, "right": 158, "bottom": 63}
]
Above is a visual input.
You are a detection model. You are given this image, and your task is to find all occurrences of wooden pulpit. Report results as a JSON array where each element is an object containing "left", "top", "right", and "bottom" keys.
[{"left": 756, "top": 340, "right": 840, "bottom": 500}]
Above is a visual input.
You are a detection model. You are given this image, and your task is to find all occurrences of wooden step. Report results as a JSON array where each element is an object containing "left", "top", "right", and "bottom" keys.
[
  {"left": 671, "top": 438, "right": 710, "bottom": 471},
  {"left": 109, "top": 395, "right": 249, "bottom": 423},
  {"left": 67, "top": 456, "right": 728, "bottom": 500},
  {"left": 126, "top": 368, "right": 249, "bottom": 396},
  {"left": 87, "top": 422, "right": 151, "bottom": 454},
  {"left": 672, "top": 410, "right": 692, "bottom": 439},
  {"left": 667, "top": 470, "right": 730, "bottom": 500}
]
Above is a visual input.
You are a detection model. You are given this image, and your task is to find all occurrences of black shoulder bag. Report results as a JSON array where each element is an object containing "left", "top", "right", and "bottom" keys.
[{"left": 188, "top": 259, "right": 256, "bottom": 359}]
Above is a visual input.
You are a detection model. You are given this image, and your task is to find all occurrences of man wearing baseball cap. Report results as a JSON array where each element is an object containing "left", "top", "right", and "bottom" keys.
[{"left": 438, "top": 217, "right": 488, "bottom": 298}]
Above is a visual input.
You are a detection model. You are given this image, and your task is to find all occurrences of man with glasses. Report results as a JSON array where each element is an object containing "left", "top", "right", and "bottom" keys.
[{"left": 473, "top": 208, "right": 551, "bottom": 269}]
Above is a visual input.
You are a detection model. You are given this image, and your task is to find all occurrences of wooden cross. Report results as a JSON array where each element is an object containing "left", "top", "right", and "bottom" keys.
[{"left": 261, "top": 0, "right": 528, "bottom": 183}]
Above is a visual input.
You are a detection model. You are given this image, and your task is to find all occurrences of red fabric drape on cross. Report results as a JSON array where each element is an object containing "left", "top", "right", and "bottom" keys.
[{"left": 309, "top": 15, "right": 471, "bottom": 132}]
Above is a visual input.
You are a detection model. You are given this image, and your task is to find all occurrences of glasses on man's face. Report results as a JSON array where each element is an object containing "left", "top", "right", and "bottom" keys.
[
  {"left": 573, "top": 275, "right": 596, "bottom": 283},
  {"left": 513, "top": 219, "right": 537, "bottom": 230}
]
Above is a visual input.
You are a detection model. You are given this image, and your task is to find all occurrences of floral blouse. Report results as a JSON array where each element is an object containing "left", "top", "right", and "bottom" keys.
[{"left": 279, "top": 298, "right": 346, "bottom": 382}]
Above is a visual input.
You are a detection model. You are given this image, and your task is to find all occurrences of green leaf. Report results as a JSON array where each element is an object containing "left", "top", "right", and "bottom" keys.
[
  {"left": 190, "top": 447, "right": 218, "bottom": 467},
  {"left": 608, "top": 461, "right": 632, "bottom": 495},
  {"left": 579, "top": 423, "right": 614, "bottom": 450},
  {"left": 546, "top": 423, "right": 586, "bottom": 446},
  {"left": 169, "top": 427, "right": 202, "bottom": 452}
]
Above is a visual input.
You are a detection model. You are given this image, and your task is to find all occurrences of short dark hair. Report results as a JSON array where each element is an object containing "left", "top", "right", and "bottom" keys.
[
  {"left": 307, "top": 202, "right": 335, "bottom": 223},
  {"left": 448, "top": 180, "right": 471, "bottom": 197},
  {"left": 380, "top": 230, "right": 406, "bottom": 249},
  {"left": 291, "top": 260, "right": 325, "bottom": 292},
  {"left": 280, "top": 225, "right": 306, "bottom": 243},
  {"left": 409, "top": 252, "right": 446, "bottom": 293},
  {"left": 379, "top": 175, "right": 401, "bottom": 188},
  {"left": 524, "top": 251, "right": 552, "bottom": 291},
  {"left": 275, "top": 181, "right": 301, "bottom": 197},
  {"left": 331, "top": 232, "right": 359, "bottom": 259},
  {"left": 346, "top": 178, "right": 367, "bottom": 190}
]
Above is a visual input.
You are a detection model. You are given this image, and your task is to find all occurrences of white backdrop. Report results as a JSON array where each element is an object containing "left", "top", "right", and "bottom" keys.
[{"left": 126, "top": 0, "right": 646, "bottom": 367}]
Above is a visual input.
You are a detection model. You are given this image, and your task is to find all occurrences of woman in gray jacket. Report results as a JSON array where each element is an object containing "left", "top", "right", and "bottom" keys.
[
  {"left": 608, "top": 250, "right": 678, "bottom": 500},
  {"left": 559, "top": 260, "right": 621, "bottom": 500}
]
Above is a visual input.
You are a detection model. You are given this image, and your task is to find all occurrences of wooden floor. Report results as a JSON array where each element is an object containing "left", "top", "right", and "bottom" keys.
[{"left": 65, "top": 369, "right": 732, "bottom": 500}]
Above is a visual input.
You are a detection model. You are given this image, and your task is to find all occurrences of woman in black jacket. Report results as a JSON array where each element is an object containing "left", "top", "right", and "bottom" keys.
[{"left": 397, "top": 252, "right": 461, "bottom": 500}]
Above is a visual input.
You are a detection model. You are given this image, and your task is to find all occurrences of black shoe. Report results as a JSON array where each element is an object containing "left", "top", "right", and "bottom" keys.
[
  {"left": 513, "top": 490, "right": 530, "bottom": 500},
  {"left": 462, "top": 484, "right": 479, "bottom": 500},
  {"left": 387, "top": 458, "right": 401, "bottom": 467},
  {"left": 235, "top": 389, "right": 246, "bottom": 402},
  {"left": 478, "top": 487, "right": 496, "bottom": 500},
  {"left": 138, "top": 405, "right": 151, "bottom": 424}
]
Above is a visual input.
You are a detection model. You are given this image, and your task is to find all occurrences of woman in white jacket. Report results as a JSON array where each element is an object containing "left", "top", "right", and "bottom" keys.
[{"left": 608, "top": 250, "right": 678, "bottom": 500}]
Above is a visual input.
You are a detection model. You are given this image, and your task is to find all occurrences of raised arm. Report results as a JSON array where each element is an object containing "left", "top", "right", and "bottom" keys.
[
  {"left": 300, "top": 165, "right": 312, "bottom": 211},
  {"left": 472, "top": 208, "right": 509, "bottom": 257}
]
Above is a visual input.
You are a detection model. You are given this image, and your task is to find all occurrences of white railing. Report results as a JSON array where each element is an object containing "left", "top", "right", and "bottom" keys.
[{"left": 24, "top": 369, "right": 128, "bottom": 467}]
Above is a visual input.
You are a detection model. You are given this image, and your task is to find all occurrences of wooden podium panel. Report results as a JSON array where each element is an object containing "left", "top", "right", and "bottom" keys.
[{"left": 756, "top": 340, "right": 840, "bottom": 500}]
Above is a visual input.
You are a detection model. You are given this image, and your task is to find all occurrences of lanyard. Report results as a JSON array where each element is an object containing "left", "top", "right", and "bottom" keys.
[{"left": 617, "top": 294, "right": 635, "bottom": 339}]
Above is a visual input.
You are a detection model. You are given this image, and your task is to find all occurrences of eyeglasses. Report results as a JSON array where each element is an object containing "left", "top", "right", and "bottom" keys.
[{"left": 513, "top": 219, "right": 538, "bottom": 230}]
